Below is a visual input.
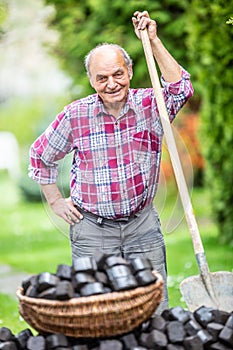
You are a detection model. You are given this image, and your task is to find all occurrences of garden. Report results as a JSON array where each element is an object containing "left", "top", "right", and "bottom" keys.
[
  {"left": 0, "top": 171, "right": 231, "bottom": 333},
  {"left": 0, "top": 0, "right": 232, "bottom": 341}
]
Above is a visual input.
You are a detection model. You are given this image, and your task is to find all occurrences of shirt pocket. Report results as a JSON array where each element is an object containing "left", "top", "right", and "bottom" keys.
[{"left": 132, "top": 130, "right": 158, "bottom": 167}]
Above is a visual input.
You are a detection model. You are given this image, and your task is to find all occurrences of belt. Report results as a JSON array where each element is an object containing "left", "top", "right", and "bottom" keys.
[{"left": 75, "top": 206, "right": 144, "bottom": 226}]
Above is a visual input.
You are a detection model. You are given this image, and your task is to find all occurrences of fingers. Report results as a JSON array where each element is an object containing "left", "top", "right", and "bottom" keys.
[
  {"left": 133, "top": 10, "right": 150, "bottom": 30},
  {"left": 65, "top": 205, "right": 83, "bottom": 225},
  {"left": 51, "top": 197, "right": 84, "bottom": 225},
  {"left": 132, "top": 10, "right": 157, "bottom": 40},
  {"left": 134, "top": 10, "right": 149, "bottom": 19}
]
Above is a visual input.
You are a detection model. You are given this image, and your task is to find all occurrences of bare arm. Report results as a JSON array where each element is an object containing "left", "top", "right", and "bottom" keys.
[
  {"left": 132, "top": 10, "right": 181, "bottom": 82},
  {"left": 41, "top": 183, "right": 83, "bottom": 225}
]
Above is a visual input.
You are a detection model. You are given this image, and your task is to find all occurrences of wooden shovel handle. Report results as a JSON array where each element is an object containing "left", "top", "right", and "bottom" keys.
[{"left": 140, "top": 29, "right": 205, "bottom": 256}]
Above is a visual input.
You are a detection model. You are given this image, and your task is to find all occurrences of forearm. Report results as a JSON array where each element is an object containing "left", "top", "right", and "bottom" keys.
[
  {"left": 132, "top": 11, "right": 182, "bottom": 83},
  {"left": 41, "top": 183, "right": 63, "bottom": 206},
  {"left": 40, "top": 183, "right": 82, "bottom": 224},
  {"left": 150, "top": 37, "right": 181, "bottom": 83}
]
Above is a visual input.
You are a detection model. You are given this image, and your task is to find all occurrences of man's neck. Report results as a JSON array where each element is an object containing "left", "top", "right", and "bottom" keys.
[{"left": 104, "top": 101, "right": 125, "bottom": 119}]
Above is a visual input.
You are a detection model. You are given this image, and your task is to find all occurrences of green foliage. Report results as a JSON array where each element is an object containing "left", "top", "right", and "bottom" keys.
[
  {"left": 19, "top": 155, "right": 71, "bottom": 202},
  {"left": 226, "top": 16, "right": 233, "bottom": 25},
  {"left": 18, "top": 175, "right": 42, "bottom": 202},
  {"left": 0, "top": 96, "right": 69, "bottom": 148},
  {"left": 187, "top": 0, "right": 233, "bottom": 244},
  {"left": 43, "top": 0, "right": 190, "bottom": 97},
  {"left": 0, "top": 0, "right": 8, "bottom": 38}
]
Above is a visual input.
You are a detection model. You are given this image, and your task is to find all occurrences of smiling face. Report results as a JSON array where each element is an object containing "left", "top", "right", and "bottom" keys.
[{"left": 88, "top": 46, "right": 133, "bottom": 114}]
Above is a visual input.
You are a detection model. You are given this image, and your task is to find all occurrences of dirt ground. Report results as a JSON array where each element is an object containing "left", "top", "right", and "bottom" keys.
[{"left": 0, "top": 264, "right": 29, "bottom": 297}]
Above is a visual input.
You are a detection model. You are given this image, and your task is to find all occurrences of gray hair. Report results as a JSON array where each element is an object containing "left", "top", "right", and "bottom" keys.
[{"left": 84, "top": 43, "right": 133, "bottom": 77}]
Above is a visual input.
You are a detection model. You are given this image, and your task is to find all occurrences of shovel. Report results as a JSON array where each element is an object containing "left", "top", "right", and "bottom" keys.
[{"left": 140, "top": 28, "right": 233, "bottom": 312}]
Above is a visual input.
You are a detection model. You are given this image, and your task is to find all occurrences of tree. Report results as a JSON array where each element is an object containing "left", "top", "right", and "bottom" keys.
[
  {"left": 187, "top": 0, "right": 233, "bottom": 244},
  {"left": 43, "top": 0, "right": 189, "bottom": 97}
]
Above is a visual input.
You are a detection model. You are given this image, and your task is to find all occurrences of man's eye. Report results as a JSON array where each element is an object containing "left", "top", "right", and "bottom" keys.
[{"left": 97, "top": 77, "right": 107, "bottom": 82}]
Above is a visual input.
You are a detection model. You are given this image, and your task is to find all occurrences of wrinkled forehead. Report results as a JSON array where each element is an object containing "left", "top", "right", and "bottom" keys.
[{"left": 89, "top": 46, "right": 127, "bottom": 76}]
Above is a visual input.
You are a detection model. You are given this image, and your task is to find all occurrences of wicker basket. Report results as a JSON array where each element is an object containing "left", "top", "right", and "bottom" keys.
[{"left": 16, "top": 271, "right": 163, "bottom": 338}]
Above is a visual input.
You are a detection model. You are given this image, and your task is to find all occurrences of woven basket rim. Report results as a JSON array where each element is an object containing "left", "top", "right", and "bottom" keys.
[
  {"left": 17, "top": 270, "right": 164, "bottom": 338},
  {"left": 16, "top": 270, "right": 163, "bottom": 306}
]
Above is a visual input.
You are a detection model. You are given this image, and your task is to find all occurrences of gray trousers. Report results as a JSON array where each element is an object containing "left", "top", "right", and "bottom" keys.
[{"left": 70, "top": 204, "right": 168, "bottom": 313}]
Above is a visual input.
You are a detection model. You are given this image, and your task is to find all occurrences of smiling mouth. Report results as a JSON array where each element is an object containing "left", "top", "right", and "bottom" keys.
[{"left": 106, "top": 90, "right": 121, "bottom": 95}]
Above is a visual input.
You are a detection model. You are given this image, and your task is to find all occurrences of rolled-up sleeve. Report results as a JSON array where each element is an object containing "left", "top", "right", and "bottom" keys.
[
  {"left": 161, "top": 67, "right": 194, "bottom": 122},
  {"left": 28, "top": 108, "right": 73, "bottom": 184}
]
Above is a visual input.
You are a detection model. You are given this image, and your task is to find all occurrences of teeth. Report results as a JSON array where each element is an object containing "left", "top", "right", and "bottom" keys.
[{"left": 107, "top": 90, "right": 119, "bottom": 94}]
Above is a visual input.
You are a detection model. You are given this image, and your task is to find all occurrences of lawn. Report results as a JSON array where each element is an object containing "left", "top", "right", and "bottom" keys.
[{"left": 0, "top": 172, "right": 232, "bottom": 334}]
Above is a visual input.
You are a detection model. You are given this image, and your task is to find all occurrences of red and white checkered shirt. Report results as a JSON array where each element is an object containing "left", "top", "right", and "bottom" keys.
[{"left": 29, "top": 68, "right": 193, "bottom": 219}]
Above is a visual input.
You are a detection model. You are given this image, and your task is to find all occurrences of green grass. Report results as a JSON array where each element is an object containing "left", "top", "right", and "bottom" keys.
[
  {"left": 0, "top": 294, "right": 30, "bottom": 333},
  {"left": 0, "top": 173, "right": 232, "bottom": 334},
  {"left": 0, "top": 174, "right": 71, "bottom": 272}
]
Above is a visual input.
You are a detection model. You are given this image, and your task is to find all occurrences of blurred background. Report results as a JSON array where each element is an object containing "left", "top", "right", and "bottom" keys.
[{"left": 0, "top": 0, "right": 232, "bottom": 331}]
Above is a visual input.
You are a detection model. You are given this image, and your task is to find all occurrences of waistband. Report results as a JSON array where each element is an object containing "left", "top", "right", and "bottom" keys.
[{"left": 75, "top": 204, "right": 152, "bottom": 226}]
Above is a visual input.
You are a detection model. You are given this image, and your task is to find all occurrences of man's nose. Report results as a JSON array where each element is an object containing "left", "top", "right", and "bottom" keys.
[{"left": 107, "top": 76, "right": 117, "bottom": 89}]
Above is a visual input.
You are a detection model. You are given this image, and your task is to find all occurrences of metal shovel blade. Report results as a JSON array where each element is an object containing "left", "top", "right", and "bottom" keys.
[{"left": 180, "top": 271, "right": 233, "bottom": 312}]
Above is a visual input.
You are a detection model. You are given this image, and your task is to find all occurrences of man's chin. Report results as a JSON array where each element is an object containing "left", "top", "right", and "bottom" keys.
[
  {"left": 102, "top": 91, "right": 127, "bottom": 108},
  {"left": 108, "top": 93, "right": 127, "bottom": 103}
]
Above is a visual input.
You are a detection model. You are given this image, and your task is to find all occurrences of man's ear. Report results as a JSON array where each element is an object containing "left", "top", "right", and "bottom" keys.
[
  {"left": 89, "top": 75, "right": 94, "bottom": 88},
  {"left": 129, "top": 66, "right": 133, "bottom": 80}
]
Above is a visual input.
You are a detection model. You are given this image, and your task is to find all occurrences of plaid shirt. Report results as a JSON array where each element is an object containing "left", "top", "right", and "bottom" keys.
[{"left": 29, "top": 68, "right": 193, "bottom": 219}]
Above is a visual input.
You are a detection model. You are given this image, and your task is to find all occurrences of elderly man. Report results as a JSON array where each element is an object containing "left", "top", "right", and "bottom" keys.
[{"left": 29, "top": 11, "right": 194, "bottom": 313}]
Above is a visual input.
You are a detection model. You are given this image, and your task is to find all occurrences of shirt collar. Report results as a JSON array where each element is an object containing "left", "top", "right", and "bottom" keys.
[{"left": 94, "top": 90, "right": 137, "bottom": 118}]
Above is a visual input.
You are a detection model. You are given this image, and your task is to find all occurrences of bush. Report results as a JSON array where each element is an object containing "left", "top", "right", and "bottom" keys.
[
  {"left": 19, "top": 153, "right": 72, "bottom": 202},
  {"left": 18, "top": 175, "right": 42, "bottom": 202},
  {"left": 187, "top": 0, "right": 233, "bottom": 244}
]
